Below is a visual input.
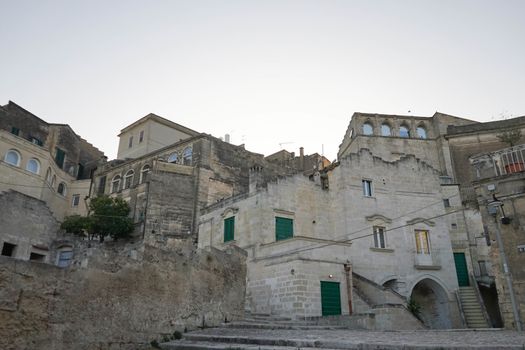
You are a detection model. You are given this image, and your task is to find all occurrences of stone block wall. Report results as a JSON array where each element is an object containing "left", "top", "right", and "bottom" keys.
[{"left": 0, "top": 242, "right": 246, "bottom": 350}]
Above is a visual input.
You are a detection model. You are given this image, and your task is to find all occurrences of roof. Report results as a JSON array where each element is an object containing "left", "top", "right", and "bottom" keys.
[{"left": 118, "top": 113, "right": 200, "bottom": 137}]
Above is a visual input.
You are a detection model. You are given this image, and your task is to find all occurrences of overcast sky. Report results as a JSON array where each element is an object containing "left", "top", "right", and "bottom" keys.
[{"left": 1, "top": 0, "right": 524, "bottom": 160}]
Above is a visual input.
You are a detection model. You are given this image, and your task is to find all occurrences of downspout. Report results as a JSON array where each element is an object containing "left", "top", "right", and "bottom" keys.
[{"left": 344, "top": 263, "right": 353, "bottom": 315}]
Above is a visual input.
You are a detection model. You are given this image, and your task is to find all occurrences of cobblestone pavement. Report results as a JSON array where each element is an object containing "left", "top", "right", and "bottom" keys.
[{"left": 176, "top": 328, "right": 525, "bottom": 349}]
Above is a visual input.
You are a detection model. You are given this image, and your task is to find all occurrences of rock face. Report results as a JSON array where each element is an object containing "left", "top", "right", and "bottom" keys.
[{"left": 0, "top": 242, "right": 246, "bottom": 350}]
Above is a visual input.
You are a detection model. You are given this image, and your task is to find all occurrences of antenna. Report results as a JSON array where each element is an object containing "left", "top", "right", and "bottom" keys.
[{"left": 278, "top": 142, "right": 294, "bottom": 149}]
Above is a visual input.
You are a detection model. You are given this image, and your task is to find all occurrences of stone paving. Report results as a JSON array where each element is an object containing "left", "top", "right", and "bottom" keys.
[{"left": 162, "top": 327, "right": 525, "bottom": 349}]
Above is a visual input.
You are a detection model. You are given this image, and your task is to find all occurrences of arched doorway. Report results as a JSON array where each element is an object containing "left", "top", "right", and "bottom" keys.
[{"left": 410, "top": 278, "right": 451, "bottom": 329}]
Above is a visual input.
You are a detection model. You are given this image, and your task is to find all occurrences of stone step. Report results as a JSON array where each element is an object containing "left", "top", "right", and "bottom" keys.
[
  {"left": 223, "top": 321, "right": 348, "bottom": 330},
  {"left": 160, "top": 340, "right": 343, "bottom": 350}
]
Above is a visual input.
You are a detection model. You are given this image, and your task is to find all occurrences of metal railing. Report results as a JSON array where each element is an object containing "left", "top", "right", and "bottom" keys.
[{"left": 470, "top": 144, "right": 525, "bottom": 179}]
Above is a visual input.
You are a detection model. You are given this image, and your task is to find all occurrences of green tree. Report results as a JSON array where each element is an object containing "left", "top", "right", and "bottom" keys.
[{"left": 61, "top": 195, "right": 134, "bottom": 241}]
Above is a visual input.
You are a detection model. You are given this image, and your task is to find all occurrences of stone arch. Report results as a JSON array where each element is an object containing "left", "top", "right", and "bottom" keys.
[
  {"left": 409, "top": 276, "right": 452, "bottom": 329},
  {"left": 380, "top": 275, "right": 401, "bottom": 292}
]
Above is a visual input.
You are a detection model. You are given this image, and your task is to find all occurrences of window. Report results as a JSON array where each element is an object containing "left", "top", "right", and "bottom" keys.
[
  {"left": 57, "top": 249, "right": 73, "bottom": 267},
  {"left": 373, "top": 226, "right": 386, "bottom": 248},
  {"left": 399, "top": 125, "right": 410, "bottom": 138},
  {"left": 139, "top": 130, "right": 144, "bottom": 143},
  {"left": 478, "top": 261, "right": 488, "bottom": 276},
  {"left": 443, "top": 199, "right": 450, "bottom": 208},
  {"left": 362, "top": 179, "right": 372, "bottom": 197},
  {"left": 5, "top": 149, "right": 21, "bottom": 166},
  {"left": 51, "top": 175, "right": 56, "bottom": 188},
  {"left": 415, "top": 230, "right": 430, "bottom": 254},
  {"left": 55, "top": 148, "right": 66, "bottom": 168},
  {"left": 45, "top": 168, "right": 52, "bottom": 183},
  {"left": 416, "top": 126, "right": 427, "bottom": 139},
  {"left": 128, "top": 136, "right": 133, "bottom": 148},
  {"left": 140, "top": 164, "right": 151, "bottom": 184},
  {"left": 72, "top": 194, "right": 80, "bottom": 207},
  {"left": 183, "top": 147, "right": 192, "bottom": 165},
  {"left": 124, "top": 170, "right": 134, "bottom": 189},
  {"left": 1, "top": 242, "right": 16, "bottom": 257},
  {"left": 224, "top": 216, "right": 235, "bottom": 242},
  {"left": 275, "top": 217, "right": 294, "bottom": 241},
  {"left": 30, "top": 137, "right": 43, "bottom": 146},
  {"left": 57, "top": 182, "right": 67, "bottom": 196},
  {"left": 98, "top": 176, "right": 107, "bottom": 195},
  {"left": 362, "top": 123, "right": 373, "bottom": 135},
  {"left": 111, "top": 175, "right": 121, "bottom": 193},
  {"left": 29, "top": 252, "right": 46, "bottom": 262},
  {"left": 381, "top": 123, "right": 391, "bottom": 136},
  {"left": 168, "top": 153, "right": 178, "bottom": 163},
  {"left": 26, "top": 158, "right": 40, "bottom": 174},
  {"left": 11, "top": 127, "right": 20, "bottom": 136}
]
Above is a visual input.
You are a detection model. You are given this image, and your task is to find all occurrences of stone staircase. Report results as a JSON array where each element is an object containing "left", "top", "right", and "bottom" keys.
[{"left": 458, "top": 286, "right": 489, "bottom": 328}]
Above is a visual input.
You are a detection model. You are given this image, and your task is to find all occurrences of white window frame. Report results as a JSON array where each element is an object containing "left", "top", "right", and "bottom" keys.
[
  {"left": 373, "top": 226, "right": 386, "bottom": 248},
  {"left": 26, "top": 158, "right": 40, "bottom": 174},
  {"left": 124, "top": 170, "right": 134, "bottom": 189},
  {"left": 71, "top": 194, "right": 80, "bottom": 207},
  {"left": 139, "top": 164, "right": 150, "bottom": 184},
  {"left": 4, "top": 149, "right": 21, "bottom": 167},
  {"left": 362, "top": 179, "right": 373, "bottom": 197},
  {"left": 111, "top": 175, "right": 121, "bottom": 193}
]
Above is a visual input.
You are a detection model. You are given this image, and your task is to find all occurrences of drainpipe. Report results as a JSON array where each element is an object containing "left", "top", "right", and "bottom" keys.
[
  {"left": 488, "top": 200, "right": 523, "bottom": 331},
  {"left": 344, "top": 263, "right": 353, "bottom": 315}
]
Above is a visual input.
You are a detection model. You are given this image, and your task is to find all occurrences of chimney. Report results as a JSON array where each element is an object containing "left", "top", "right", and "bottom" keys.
[
  {"left": 299, "top": 147, "right": 305, "bottom": 170},
  {"left": 249, "top": 165, "right": 264, "bottom": 194},
  {"left": 225, "top": 134, "right": 230, "bottom": 143}
]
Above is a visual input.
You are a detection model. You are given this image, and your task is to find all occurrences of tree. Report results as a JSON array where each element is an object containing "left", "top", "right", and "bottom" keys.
[
  {"left": 61, "top": 195, "right": 134, "bottom": 241},
  {"left": 497, "top": 129, "right": 522, "bottom": 147}
]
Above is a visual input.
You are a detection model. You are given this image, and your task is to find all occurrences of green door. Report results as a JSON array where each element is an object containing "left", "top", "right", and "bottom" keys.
[
  {"left": 320, "top": 281, "right": 341, "bottom": 316},
  {"left": 454, "top": 252, "right": 470, "bottom": 287}
]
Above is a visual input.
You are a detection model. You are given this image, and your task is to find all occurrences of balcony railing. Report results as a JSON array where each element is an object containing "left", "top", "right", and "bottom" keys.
[{"left": 470, "top": 144, "right": 525, "bottom": 180}]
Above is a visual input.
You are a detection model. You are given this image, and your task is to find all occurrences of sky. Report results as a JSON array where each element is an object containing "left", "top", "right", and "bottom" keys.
[{"left": 1, "top": 0, "right": 524, "bottom": 161}]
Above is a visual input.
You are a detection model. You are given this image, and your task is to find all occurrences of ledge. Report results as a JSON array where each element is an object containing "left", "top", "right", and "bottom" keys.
[
  {"left": 415, "top": 264, "right": 441, "bottom": 270},
  {"left": 369, "top": 247, "right": 394, "bottom": 253}
]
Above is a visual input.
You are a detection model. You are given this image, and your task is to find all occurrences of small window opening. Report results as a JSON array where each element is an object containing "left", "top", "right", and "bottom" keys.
[
  {"left": 373, "top": 226, "right": 386, "bottom": 248},
  {"left": 128, "top": 136, "right": 133, "bottom": 148},
  {"left": 72, "top": 194, "right": 80, "bottom": 207},
  {"left": 443, "top": 199, "right": 450, "bottom": 208},
  {"left": 362, "top": 123, "right": 373, "bottom": 135},
  {"left": 29, "top": 252, "right": 46, "bottom": 262},
  {"left": 139, "top": 130, "right": 144, "bottom": 143},
  {"left": 1, "top": 242, "right": 16, "bottom": 257},
  {"left": 362, "top": 179, "right": 372, "bottom": 197},
  {"left": 11, "top": 127, "right": 20, "bottom": 136}
]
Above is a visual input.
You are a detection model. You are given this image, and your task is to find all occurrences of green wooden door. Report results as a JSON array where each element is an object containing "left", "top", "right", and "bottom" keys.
[
  {"left": 320, "top": 281, "right": 341, "bottom": 316},
  {"left": 454, "top": 252, "right": 470, "bottom": 287}
]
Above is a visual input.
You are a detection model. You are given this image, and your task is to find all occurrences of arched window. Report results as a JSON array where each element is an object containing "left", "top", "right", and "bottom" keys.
[
  {"left": 111, "top": 175, "right": 121, "bottom": 193},
  {"left": 183, "top": 147, "right": 192, "bottom": 166},
  {"left": 4, "top": 149, "right": 21, "bottom": 166},
  {"left": 57, "top": 182, "right": 67, "bottom": 196},
  {"left": 362, "top": 123, "right": 373, "bottom": 136},
  {"left": 168, "top": 153, "right": 178, "bottom": 163},
  {"left": 381, "top": 123, "right": 391, "bottom": 136},
  {"left": 26, "top": 158, "right": 40, "bottom": 174},
  {"left": 45, "top": 168, "right": 52, "bottom": 183},
  {"left": 399, "top": 125, "right": 410, "bottom": 138},
  {"left": 140, "top": 164, "right": 150, "bottom": 184},
  {"left": 51, "top": 175, "right": 56, "bottom": 188},
  {"left": 417, "top": 126, "right": 427, "bottom": 139},
  {"left": 124, "top": 170, "right": 134, "bottom": 189}
]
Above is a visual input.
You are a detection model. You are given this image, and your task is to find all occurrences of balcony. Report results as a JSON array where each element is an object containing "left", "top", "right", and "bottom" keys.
[{"left": 470, "top": 144, "right": 525, "bottom": 180}]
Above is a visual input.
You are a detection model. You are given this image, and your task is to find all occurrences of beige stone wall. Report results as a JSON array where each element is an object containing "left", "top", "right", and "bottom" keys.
[{"left": 0, "top": 242, "right": 246, "bottom": 350}]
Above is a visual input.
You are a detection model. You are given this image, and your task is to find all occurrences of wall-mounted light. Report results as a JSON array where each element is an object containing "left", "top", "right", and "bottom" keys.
[{"left": 328, "top": 274, "right": 333, "bottom": 279}]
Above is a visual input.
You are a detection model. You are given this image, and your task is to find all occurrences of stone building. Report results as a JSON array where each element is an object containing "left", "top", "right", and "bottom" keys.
[
  {"left": 197, "top": 112, "right": 497, "bottom": 329},
  {"left": 0, "top": 101, "right": 104, "bottom": 264},
  {"left": 92, "top": 114, "right": 324, "bottom": 248}
]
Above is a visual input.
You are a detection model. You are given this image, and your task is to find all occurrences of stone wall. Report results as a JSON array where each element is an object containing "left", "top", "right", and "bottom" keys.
[{"left": 0, "top": 242, "right": 247, "bottom": 350}]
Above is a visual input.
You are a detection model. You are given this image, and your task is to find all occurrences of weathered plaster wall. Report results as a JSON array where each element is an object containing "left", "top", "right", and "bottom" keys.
[{"left": 0, "top": 242, "right": 246, "bottom": 350}]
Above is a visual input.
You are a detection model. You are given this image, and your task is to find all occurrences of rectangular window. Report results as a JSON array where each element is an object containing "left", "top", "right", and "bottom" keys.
[
  {"left": 139, "top": 130, "right": 144, "bottom": 143},
  {"left": 362, "top": 179, "right": 372, "bottom": 197},
  {"left": 128, "top": 136, "right": 133, "bottom": 148},
  {"left": 11, "top": 127, "right": 20, "bottom": 136},
  {"left": 1, "top": 242, "right": 16, "bottom": 257},
  {"left": 55, "top": 148, "right": 66, "bottom": 168},
  {"left": 224, "top": 216, "right": 235, "bottom": 242},
  {"left": 72, "top": 194, "right": 80, "bottom": 207},
  {"left": 443, "top": 199, "right": 450, "bottom": 208},
  {"left": 30, "top": 137, "right": 43, "bottom": 146},
  {"left": 29, "top": 252, "right": 46, "bottom": 262},
  {"left": 57, "top": 250, "right": 73, "bottom": 267},
  {"left": 415, "top": 230, "right": 430, "bottom": 254},
  {"left": 373, "top": 226, "right": 386, "bottom": 248},
  {"left": 276, "top": 217, "right": 294, "bottom": 241},
  {"left": 97, "top": 176, "right": 107, "bottom": 195}
]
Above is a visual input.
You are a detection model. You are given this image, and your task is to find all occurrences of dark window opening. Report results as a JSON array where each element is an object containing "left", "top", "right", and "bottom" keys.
[
  {"left": 29, "top": 252, "right": 46, "bottom": 262},
  {"left": 55, "top": 148, "right": 66, "bottom": 169},
  {"left": 98, "top": 176, "right": 107, "bottom": 195},
  {"left": 1, "top": 242, "right": 16, "bottom": 257},
  {"left": 30, "top": 137, "right": 43, "bottom": 146},
  {"left": 443, "top": 199, "right": 450, "bottom": 208},
  {"left": 77, "top": 163, "right": 84, "bottom": 180},
  {"left": 139, "top": 130, "right": 144, "bottom": 143},
  {"left": 11, "top": 127, "right": 20, "bottom": 136},
  {"left": 128, "top": 136, "right": 133, "bottom": 148}
]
